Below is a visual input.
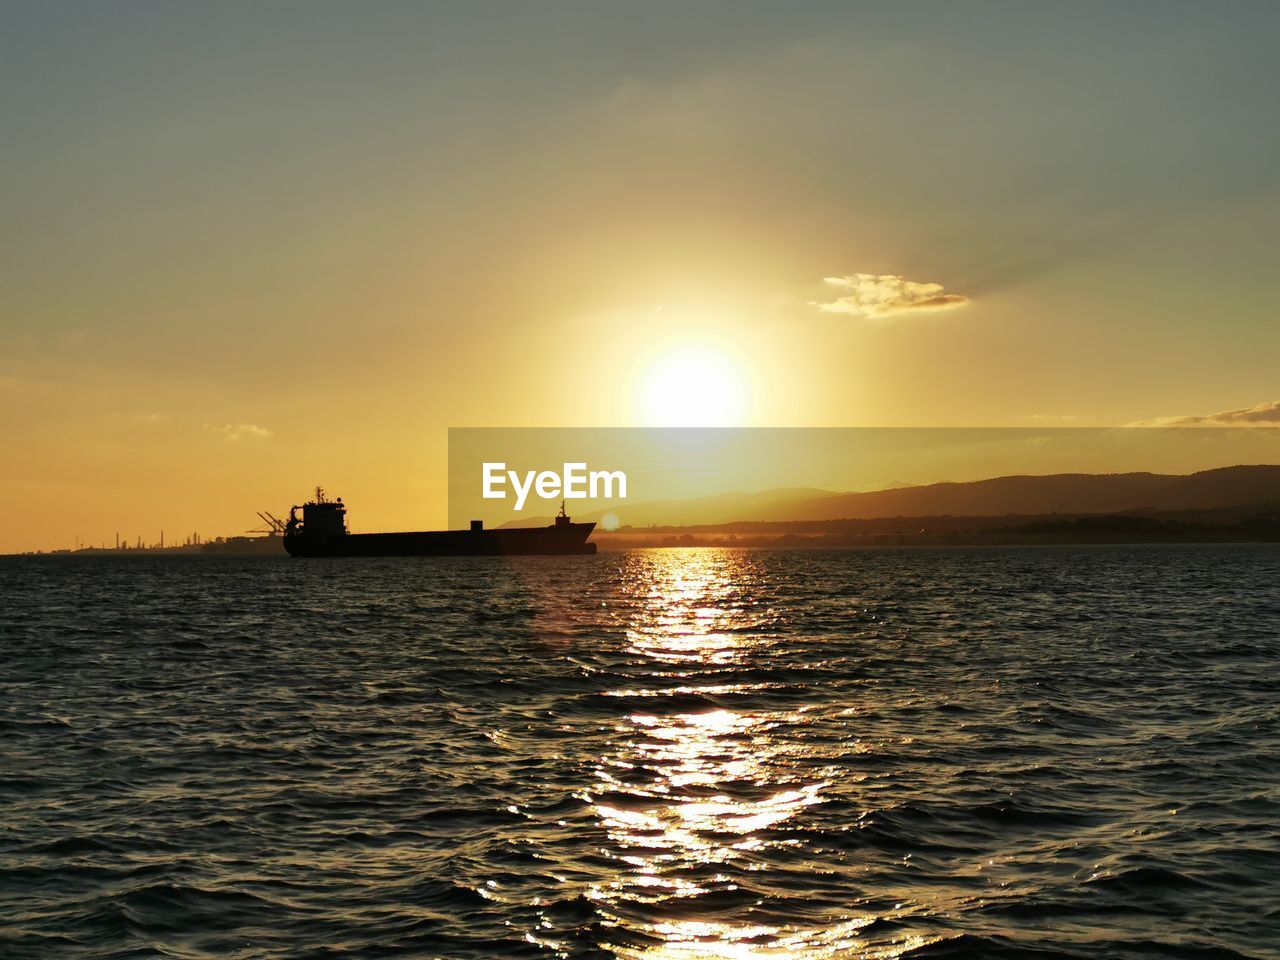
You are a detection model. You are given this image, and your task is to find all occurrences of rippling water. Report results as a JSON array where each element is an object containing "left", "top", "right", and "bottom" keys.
[{"left": 2, "top": 547, "right": 1279, "bottom": 959}]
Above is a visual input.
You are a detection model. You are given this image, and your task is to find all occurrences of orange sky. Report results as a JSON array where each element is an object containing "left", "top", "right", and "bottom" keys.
[{"left": 4, "top": 4, "right": 1279, "bottom": 552}]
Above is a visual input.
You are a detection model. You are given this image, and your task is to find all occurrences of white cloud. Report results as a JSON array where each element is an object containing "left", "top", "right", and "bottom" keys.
[
  {"left": 812, "top": 273, "right": 970, "bottom": 319},
  {"left": 1128, "top": 400, "right": 1280, "bottom": 427},
  {"left": 205, "top": 423, "right": 273, "bottom": 441}
]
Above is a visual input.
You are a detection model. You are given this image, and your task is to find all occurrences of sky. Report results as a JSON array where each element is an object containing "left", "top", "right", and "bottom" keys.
[{"left": 3, "top": 1, "right": 1279, "bottom": 551}]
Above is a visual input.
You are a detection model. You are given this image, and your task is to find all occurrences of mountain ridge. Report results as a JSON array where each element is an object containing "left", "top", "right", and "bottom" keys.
[{"left": 501, "top": 464, "right": 1280, "bottom": 528}]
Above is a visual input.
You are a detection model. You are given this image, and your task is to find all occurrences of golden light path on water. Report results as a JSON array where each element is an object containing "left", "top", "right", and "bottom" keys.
[{"left": 584, "top": 550, "right": 933, "bottom": 960}]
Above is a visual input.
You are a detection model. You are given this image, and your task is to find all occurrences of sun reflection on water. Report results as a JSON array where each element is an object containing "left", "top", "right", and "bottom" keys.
[{"left": 586, "top": 550, "right": 928, "bottom": 959}]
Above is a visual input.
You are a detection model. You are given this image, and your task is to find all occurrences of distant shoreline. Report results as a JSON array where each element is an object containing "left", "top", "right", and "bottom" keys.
[
  {"left": 9, "top": 537, "right": 1279, "bottom": 558},
  {"left": 593, "top": 533, "right": 1280, "bottom": 550}
]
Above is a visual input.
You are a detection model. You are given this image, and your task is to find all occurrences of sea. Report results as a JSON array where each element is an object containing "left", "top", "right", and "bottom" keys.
[{"left": 2, "top": 546, "right": 1278, "bottom": 960}]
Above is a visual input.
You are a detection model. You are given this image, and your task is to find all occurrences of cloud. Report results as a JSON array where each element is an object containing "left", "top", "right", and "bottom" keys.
[
  {"left": 1128, "top": 400, "right": 1280, "bottom": 427},
  {"left": 205, "top": 422, "right": 273, "bottom": 441},
  {"left": 812, "top": 273, "right": 970, "bottom": 319}
]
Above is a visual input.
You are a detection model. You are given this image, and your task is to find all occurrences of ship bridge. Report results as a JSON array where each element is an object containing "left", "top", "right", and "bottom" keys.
[{"left": 287, "top": 487, "right": 347, "bottom": 539}]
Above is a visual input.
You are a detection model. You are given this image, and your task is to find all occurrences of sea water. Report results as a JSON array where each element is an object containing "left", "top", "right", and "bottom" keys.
[{"left": 2, "top": 546, "right": 1278, "bottom": 959}]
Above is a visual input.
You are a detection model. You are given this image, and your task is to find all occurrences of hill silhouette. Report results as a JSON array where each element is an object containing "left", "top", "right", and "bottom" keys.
[
  {"left": 499, "top": 465, "right": 1280, "bottom": 528},
  {"left": 768, "top": 465, "right": 1280, "bottom": 522}
]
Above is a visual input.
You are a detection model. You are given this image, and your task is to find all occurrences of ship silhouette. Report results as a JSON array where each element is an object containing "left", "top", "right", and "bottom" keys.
[{"left": 283, "top": 488, "right": 596, "bottom": 557}]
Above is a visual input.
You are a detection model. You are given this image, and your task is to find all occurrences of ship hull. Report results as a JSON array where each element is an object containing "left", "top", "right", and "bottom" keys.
[{"left": 283, "top": 522, "right": 596, "bottom": 557}]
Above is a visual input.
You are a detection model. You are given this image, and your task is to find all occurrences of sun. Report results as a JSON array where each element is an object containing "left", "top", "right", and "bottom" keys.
[{"left": 637, "top": 344, "right": 747, "bottom": 427}]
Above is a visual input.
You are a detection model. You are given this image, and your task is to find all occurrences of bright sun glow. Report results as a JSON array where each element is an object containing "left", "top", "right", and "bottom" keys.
[{"left": 638, "top": 345, "right": 747, "bottom": 427}]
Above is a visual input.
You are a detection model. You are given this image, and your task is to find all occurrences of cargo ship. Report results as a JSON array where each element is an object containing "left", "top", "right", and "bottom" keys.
[{"left": 283, "top": 488, "right": 596, "bottom": 557}]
